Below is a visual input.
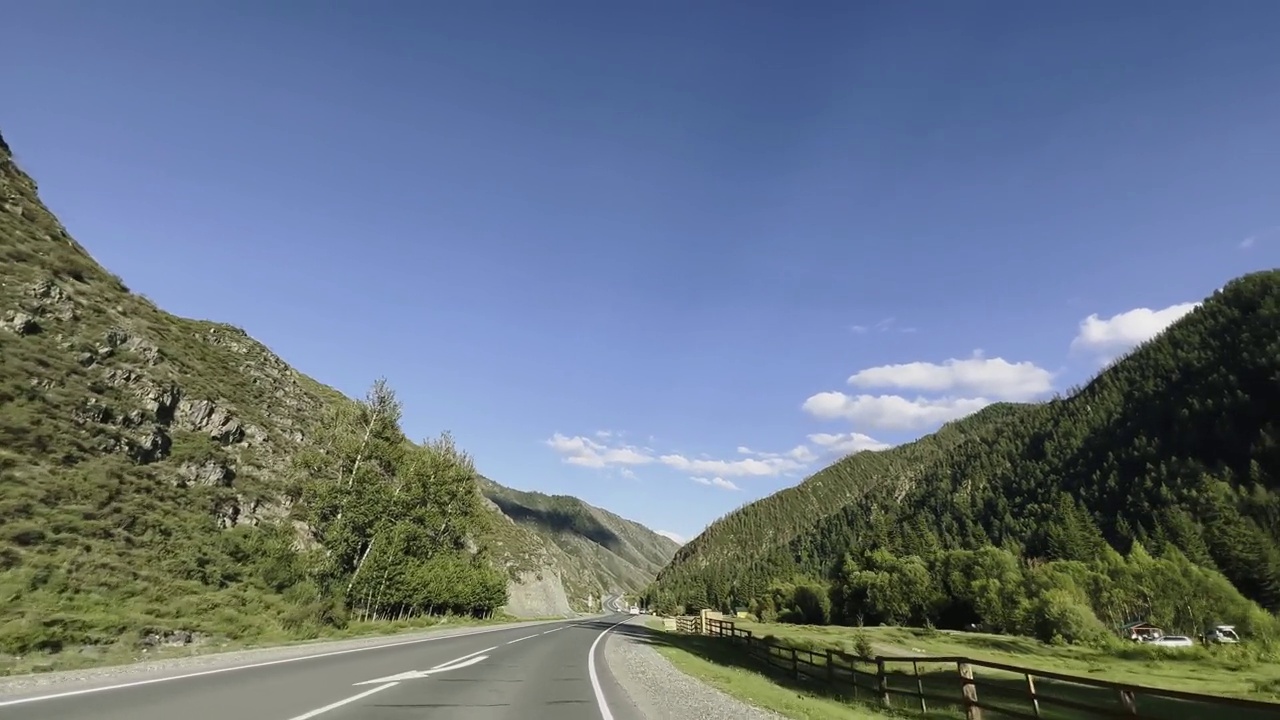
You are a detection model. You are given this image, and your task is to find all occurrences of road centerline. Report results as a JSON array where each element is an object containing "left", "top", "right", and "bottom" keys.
[{"left": 285, "top": 681, "right": 399, "bottom": 720}]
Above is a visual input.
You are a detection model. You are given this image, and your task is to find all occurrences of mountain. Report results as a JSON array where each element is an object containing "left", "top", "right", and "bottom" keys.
[
  {"left": 647, "top": 272, "right": 1280, "bottom": 633},
  {"left": 0, "top": 129, "right": 675, "bottom": 663},
  {"left": 477, "top": 476, "right": 680, "bottom": 601}
]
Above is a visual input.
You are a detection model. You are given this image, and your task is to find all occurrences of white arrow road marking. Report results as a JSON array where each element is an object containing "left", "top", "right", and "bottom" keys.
[
  {"left": 431, "top": 645, "right": 496, "bottom": 668},
  {"left": 286, "top": 682, "right": 399, "bottom": 720},
  {"left": 352, "top": 651, "right": 493, "bottom": 686}
]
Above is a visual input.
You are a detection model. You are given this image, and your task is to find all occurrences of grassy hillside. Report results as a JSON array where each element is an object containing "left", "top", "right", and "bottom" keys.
[
  {"left": 0, "top": 129, "right": 674, "bottom": 669},
  {"left": 647, "top": 271, "right": 1280, "bottom": 639}
]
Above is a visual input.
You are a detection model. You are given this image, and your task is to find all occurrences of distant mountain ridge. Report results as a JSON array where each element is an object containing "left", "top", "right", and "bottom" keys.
[{"left": 478, "top": 476, "right": 679, "bottom": 602}]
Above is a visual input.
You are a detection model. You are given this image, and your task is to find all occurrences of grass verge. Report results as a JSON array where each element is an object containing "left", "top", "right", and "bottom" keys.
[
  {"left": 635, "top": 620, "right": 917, "bottom": 719},
  {"left": 729, "top": 621, "right": 1280, "bottom": 703}
]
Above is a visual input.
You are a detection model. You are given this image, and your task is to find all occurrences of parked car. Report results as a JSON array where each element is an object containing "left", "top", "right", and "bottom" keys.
[
  {"left": 1148, "top": 635, "right": 1194, "bottom": 647},
  {"left": 1204, "top": 625, "right": 1240, "bottom": 644}
]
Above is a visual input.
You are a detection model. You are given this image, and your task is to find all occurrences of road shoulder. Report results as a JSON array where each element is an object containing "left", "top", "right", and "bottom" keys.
[{"left": 602, "top": 617, "right": 784, "bottom": 720}]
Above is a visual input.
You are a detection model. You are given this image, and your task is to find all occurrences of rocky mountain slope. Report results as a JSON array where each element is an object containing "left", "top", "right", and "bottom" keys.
[
  {"left": 478, "top": 476, "right": 679, "bottom": 604},
  {"left": 0, "top": 129, "right": 676, "bottom": 662},
  {"left": 648, "top": 271, "right": 1280, "bottom": 623}
]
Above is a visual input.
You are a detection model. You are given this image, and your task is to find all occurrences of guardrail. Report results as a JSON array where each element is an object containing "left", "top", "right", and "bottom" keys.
[{"left": 674, "top": 617, "right": 1280, "bottom": 720}]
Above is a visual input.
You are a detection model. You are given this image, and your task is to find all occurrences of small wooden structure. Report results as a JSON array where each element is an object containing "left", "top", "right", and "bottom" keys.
[{"left": 1118, "top": 620, "right": 1163, "bottom": 642}]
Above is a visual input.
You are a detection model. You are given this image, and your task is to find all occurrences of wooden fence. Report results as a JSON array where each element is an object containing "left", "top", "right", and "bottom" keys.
[{"left": 673, "top": 617, "right": 1280, "bottom": 720}]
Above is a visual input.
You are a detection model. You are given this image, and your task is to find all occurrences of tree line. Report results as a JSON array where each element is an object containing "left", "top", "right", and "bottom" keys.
[{"left": 239, "top": 379, "right": 508, "bottom": 632}]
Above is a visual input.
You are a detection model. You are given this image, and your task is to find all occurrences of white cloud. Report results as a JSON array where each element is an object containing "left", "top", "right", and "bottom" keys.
[
  {"left": 1241, "top": 225, "right": 1279, "bottom": 250},
  {"left": 656, "top": 530, "right": 686, "bottom": 544},
  {"left": 851, "top": 317, "right": 914, "bottom": 335},
  {"left": 847, "top": 353, "right": 1054, "bottom": 401},
  {"left": 547, "top": 433, "right": 814, "bottom": 478},
  {"left": 660, "top": 452, "right": 806, "bottom": 477},
  {"left": 545, "top": 433, "right": 655, "bottom": 469},
  {"left": 692, "top": 476, "right": 741, "bottom": 491},
  {"left": 808, "top": 432, "right": 892, "bottom": 455},
  {"left": 736, "top": 444, "right": 817, "bottom": 463},
  {"left": 1070, "top": 302, "right": 1199, "bottom": 356},
  {"left": 802, "top": 391, "right": 990, "bottom": 431}
]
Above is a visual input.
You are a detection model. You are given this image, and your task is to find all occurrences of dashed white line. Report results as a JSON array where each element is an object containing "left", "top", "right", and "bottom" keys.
[
  {"left": 431, "top": 645, "right": 497, "bottom": 668},
  {"left": 285, "top": 681, "right": 399, "bottom": 720},
  {"left": 541, "top": 627, "right": 563, "bottom": 635},
  {"left": 505, "top": 633, "right": 540, "bottom": 645},
  {"left": 588, "top": 617, "right": 633, "bottom": 720}
]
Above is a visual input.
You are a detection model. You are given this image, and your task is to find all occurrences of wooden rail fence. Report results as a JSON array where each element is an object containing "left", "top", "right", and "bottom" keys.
[{"left": 664, "top": 616, "right": 1280, "bottom": 720}]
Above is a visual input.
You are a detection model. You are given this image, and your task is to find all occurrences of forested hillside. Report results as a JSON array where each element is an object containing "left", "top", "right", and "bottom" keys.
[
  {"left": 0, "top": 129, "right": 673, "bottom": 667},
  {"left": 647, "top": 271, "right": 1280, "bottom": 642}
]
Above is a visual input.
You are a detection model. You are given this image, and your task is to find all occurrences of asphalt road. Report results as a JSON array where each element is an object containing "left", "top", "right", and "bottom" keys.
[{"left": 0, "top": 615, "right": 643, "bottom": 720}]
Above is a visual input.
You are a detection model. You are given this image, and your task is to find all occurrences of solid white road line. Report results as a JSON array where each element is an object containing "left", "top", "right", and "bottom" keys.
[
  {"left": 588, "top": 617, "right": 633, "bottom": 720},
  {"left": 0, "top": 620, "right": 576, "bottom": 707},
  {"left": 286, "top": 682, "right": 399, "bottom": 720}
]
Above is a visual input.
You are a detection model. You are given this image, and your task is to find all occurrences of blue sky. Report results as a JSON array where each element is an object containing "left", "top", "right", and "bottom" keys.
[{"left": 5, "top": 1, "right": 1279, "bottom": 544}]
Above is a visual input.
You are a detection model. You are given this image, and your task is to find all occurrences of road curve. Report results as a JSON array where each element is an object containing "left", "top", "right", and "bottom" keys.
[{"left": 1, "top": 615, "right": 643, "bottom": 720}]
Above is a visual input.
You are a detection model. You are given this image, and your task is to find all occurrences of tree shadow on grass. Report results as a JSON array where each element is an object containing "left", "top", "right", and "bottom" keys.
[{"left": 590, "top": 621, "right": 1280, "bottom": 720}]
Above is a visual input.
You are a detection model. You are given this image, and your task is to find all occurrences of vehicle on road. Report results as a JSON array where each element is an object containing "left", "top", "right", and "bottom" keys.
[{"left": 629, "top": 606, "right": 640, "bottom": 615}]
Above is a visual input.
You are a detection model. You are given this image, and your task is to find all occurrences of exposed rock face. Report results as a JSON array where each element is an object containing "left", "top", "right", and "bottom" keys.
[
  {"left": 176, "top": 460, "right": 235, "bottom": 488},
  {"left": 502, "top": 569, "right": 574, "bottom": 618},
  {"left": 174, "top": 398, "right": 246, "bottom": 444},
  {"left": 1, "top": 310, "right": 40, "bottom": 335}
]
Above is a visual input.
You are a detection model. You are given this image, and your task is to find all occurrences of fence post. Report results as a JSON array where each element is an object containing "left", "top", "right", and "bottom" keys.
[
  {"left": 957, "top": 662, "right": 981, "bottom": 720},
  {"left": 826, "top": 649, "right": 834, "bottom": 685},
  {"left": 877, "top": 658, "right": 890, "bottom": 706},
  {"left": 790, "top": 647, "right": 799, "bottom": 680},
  {"left": 1025, "top": 673, "right": 1041, "bottom": 718},
  {"left": 913, "top": 660, "right": 927, "bottom": 713}
]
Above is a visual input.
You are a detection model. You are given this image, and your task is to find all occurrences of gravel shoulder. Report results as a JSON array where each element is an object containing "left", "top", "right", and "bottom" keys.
[
  {"left": 603, "top": 617, "right": 784, "bottom": 720},
  {"left": 0, "top": 615, "right": 589, "bottom": 700}
]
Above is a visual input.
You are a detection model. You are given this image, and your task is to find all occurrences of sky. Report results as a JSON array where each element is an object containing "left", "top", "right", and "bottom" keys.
[{"left": 5, "top": 1, "right": 1279, "bottom": 545}]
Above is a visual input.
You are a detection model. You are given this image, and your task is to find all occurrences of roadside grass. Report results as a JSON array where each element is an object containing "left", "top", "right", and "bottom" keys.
[
  {"left": 0, "top": 612, "right": 569, "bottom": 677},
  {"left": 635, "top": 620, "right": 923, "bottom": 720},
  {"left": 729, "top": 621, "right": 1280, "bottom": 703}
]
